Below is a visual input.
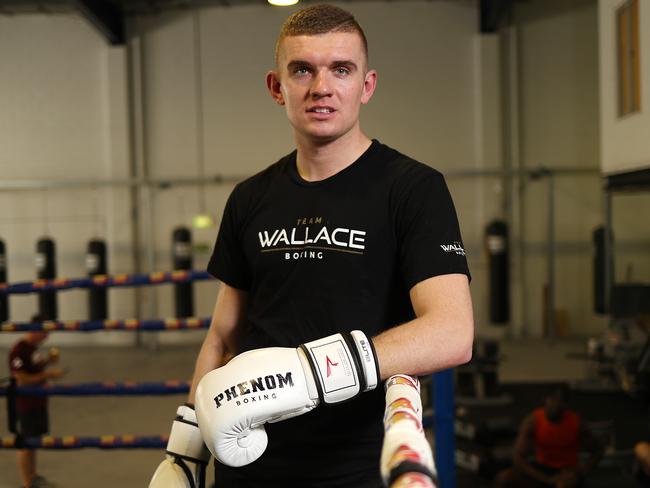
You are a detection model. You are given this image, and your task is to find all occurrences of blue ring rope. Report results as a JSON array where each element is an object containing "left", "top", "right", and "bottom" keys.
[
  {"left": 0, "top": 317, "right": 210, "bottom": 333},
  {"left": 0, "top": 380, "right": 191, "bottom": 397},
  {"left": 0, "top": 435, "right": 167, "bottom": 449},
  {"left": 0, "top": 270, "right": 213, "bottom": 295}
]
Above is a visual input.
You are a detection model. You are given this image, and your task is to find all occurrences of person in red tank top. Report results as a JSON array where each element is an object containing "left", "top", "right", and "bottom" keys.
[
  {"left": 495, "top": 386, "right": 603, "bottom": 487},
  {"left": 634, "top": 440, "right": 650, "bottom": 486}
]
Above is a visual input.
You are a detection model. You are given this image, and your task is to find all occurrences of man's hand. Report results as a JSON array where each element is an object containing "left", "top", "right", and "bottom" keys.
[
  {"left": 46, "top": 368, "right": 65, "bottom": 380},
  {"left": 549, "top": 468, "right": 579, "bottom": 488},
  {"left": 47, "top": 347, "right": 60, "bottom": 364},
  {"left": 195, "top": 330, "right": 379, "bottom": 467}
]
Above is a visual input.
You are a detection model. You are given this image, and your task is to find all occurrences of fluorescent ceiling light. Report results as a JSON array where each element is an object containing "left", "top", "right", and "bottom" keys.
[
  {"left": 268, "top": 0, "right": 299, "bottom": 5},
  {"left": 192, "top": 214, "right": 215, "bottom": 229}
]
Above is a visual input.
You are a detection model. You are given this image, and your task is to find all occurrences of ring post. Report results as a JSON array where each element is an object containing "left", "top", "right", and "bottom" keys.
[
  {"left": 0, "top": 239, "right": 8, "bottom": 322},
  {"left": 432, "top": 369, "right": 456, "bottom": 488}
]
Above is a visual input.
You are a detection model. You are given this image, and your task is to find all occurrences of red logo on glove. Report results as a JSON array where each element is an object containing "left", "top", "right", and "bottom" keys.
[{"left": 326, "top": 356, "right": 339, "bottom": 377}]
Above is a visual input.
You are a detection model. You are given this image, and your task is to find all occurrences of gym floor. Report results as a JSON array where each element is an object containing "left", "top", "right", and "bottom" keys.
[{"left": 0, "top": 338, "right": 643, "bottom": 487}]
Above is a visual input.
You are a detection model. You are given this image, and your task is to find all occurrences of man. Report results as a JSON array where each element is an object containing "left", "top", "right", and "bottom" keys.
[
  {"left": 9, "top": 315, "right": 64, "bottom": 488},
  {"left": 495, "top": 387, "right": 603, "bottom": 488},
  {"left": 150, "top": 5, "right": 473, "bottom": 487},
  {"left": 633, "top": 439, "right": 650, "bottom": 486}
]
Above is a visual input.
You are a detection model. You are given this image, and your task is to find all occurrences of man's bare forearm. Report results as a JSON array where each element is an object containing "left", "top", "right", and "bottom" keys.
[
  {"left": 373, "top": 313, "right": 473, "bottom": 380},
  {"left": 188, "top": 332, "right": 230, "bottom": 405},
  {"left": 188, "top": 282, "right": 248, "bottom": 404},
  {"left": 373, "top": 273, "right": 473, "bottom": 379}
]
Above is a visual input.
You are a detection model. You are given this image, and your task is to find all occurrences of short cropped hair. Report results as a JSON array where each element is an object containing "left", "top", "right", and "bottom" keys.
[
  {"left": 275, "top": 4, "right": 368, "bottom": 66},
  {"left": 547, "top": 384, "right": 570, "bottom": 402}
]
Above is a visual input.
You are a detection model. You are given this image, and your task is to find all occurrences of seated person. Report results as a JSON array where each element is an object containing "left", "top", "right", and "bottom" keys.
[
  {"left": 634, "top": 440, "right": 650, "bottom": 487},
  {"left": 495, "top": 386, "right": 603, "bottom": 488}
]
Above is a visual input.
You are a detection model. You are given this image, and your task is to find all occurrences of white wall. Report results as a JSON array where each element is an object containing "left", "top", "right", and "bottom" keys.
[
  {"left": 598, "top": 0, "right": 650, "bottom": 298},
  {"left": 1, "top": 2, "right": 497, "bottom": 346},
  {"left": 0, "top": 13, "right": 135, "bottom": 345},
  {"left": 3, "top": 0, "right": 631, "bottom": 344},
  {"left": 129, "top": 2, "right": 498, "bottom": 343},
  {"left": 510, "top": 0, "right": 605, "bottom": 337},
  {"left": 599, "top": 0, "right": 650, "bottom": 175}
]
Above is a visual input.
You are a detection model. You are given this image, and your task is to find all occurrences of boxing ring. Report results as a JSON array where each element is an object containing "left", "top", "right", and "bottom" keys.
[{"left": 0, "top": 271, "right": 456, "bottom": 487}]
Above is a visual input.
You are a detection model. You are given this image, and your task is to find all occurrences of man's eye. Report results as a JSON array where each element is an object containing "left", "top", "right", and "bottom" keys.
[
  {"left": 335, "top": 67, "right": 350, "bottom": 75},
  {"left": 294, "top": 67, "right": 310, "bottom": 75}
]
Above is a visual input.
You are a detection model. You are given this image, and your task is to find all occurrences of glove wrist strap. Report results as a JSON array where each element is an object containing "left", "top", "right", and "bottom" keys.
[
  {"left": 167, "top": 405, "right": 210, "bottom": 464},
  {"left": 301, "top": 330, "right": 379, "bottom": 405}
]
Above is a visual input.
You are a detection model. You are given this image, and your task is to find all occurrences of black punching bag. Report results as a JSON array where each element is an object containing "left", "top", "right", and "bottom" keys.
[
  {"left": 36, "top": 237, "right": 57, "bottom": 320},
  {"left": 173, "top": 227, "right": 193, "bottom": 318},
  {"left": 87, "top": 239, "right": 108, "bottom": 320},
  {"left": 593, "top": 226, "right": 612, "bottom": 315},
  {"left": 0, "top": 239, "right": 7, "bottom": 322},
  {"left": 486, "top": 220, "right": 509, "bottom": 324}
]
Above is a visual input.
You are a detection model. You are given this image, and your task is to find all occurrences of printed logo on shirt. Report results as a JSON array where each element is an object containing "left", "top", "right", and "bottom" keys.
[
  {"left": 257, "top": 216, "right": 367, "bottom": 261},
  {"left": 440, "top": 241, "right": 465, "bottom": 256}
]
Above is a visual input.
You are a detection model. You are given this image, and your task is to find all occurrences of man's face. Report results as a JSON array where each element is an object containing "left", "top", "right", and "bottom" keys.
[
  {"left": 544, "top": 394, "right": 566, "bottom": 422},
  {"left": 28, "top": 331, "right": 48, "bottom": 344},
  {"left": 268, "top": 32, "right": 376, "bottom": 144}
]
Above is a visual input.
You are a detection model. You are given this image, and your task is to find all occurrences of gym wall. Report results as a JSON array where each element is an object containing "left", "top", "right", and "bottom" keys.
[
  {"left": 597, "top": 0, "right": 650, "bottom": 295},
  {"left": 0, "top": 14, "right": 137, "bottom": 345},
  {"left": 0, "top": 0, "right": 626, "bottom": 344},
  {"left": 508, "top": 0, "right": 604, "bottom": 337},
  {"left": 128, "top": 1, "right": 494, "bottom": 345},
  {"left": 599, "top": 0, "right": 650, "bottom": 175}
]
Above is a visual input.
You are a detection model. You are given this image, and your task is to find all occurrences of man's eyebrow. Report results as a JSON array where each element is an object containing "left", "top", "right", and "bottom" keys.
[
  {"left": 286, "top": 60, "right": 313, "bottom": 70},
  {"left": 330, "top": 60, "right": 358, "bottom": 70},
  {"left": 285, "top": 60, "right": 358, "bottom": 71}
]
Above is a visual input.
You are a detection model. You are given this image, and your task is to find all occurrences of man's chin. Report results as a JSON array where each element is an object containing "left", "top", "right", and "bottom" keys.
[
  {"left": 297, "top": 131, "right": 339, "bottom": 145},
  {"left": 296, "top": 126, "right": 354, "bottom": 145}
]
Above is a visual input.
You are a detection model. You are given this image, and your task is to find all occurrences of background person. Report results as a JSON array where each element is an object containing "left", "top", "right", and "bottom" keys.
[
  {"left": 495, "top": 386, "right": 603, "bottom": 488},
  {"left": 8, "top": 314, "right": 65, "bottom": 488},
  {"left": 634, "top": 439, "right": 650, "bottom": 487}
]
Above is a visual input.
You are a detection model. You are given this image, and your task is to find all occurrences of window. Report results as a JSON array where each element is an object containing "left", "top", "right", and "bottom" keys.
[{"left": 617, "top": 0, "right": 641, "bottom": 116}]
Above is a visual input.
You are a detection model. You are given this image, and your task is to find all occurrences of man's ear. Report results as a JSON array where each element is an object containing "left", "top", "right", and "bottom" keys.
[
  {"left": 361, "top": 69, "right": 377, "bottom": 105},
  {"left": 266, "top": 71, "right": 284, "bottom": 106}
]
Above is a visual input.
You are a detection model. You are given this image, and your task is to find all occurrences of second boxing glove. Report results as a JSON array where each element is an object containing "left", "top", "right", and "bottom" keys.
[
  {"left": 195, "top": 330, "right": 379, "bottom": 467},
  {"left": 149, "top": 404, "right": 210, "bottom": 488}
]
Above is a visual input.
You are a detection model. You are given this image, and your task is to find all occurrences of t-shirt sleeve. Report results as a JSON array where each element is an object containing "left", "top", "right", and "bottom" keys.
[
  {"left": 395, "top": 170, "right": 470, "bottom": 291},
  {"left": 207, "top": 185, "right": 251, "bottom": 291},
  {"left": 9, "top": 345, "right": 27, "bottom": 373}
]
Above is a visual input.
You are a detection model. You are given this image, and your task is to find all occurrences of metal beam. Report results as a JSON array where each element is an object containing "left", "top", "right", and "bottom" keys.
[
  {"left": 0, "top": 2, "right": 15, "bottom": 15},
  {"left": 75, "top": 0, "right": 125, "bottom": 45},
  {"left": 0, "top": 175, "right": 247, "bottom": 191}
]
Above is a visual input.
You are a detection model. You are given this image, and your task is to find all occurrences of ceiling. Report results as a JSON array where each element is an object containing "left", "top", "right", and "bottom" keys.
[
  {"left": 1, "top": 0, "right": 437, "bottom": 15},
  {"left": 0, "top": 0, "right": 513, "bottom": 43}
]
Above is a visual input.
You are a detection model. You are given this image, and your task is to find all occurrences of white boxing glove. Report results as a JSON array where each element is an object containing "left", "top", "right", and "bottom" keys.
[
  {"left": 195, "top": 330, "right": 379, "bottom": 467},
  {"left": 149, "top": 404, "right": 211, "bottom": 488},
  {"left": 381, "top": 375, "right": 437, "bottom": 487},
  {"left": 390, "top": 473, "right": 437, "bottom": 488}
]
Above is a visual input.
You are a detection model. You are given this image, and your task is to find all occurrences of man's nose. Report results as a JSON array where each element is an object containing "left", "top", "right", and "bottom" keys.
[{"left": 310, "top": 69, "right": 332, "bottom": 97}]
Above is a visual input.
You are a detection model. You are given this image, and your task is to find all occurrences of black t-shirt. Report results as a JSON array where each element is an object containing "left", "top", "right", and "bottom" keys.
[{"left": 207, "top": 140, "right": 469, "bottom": 486}]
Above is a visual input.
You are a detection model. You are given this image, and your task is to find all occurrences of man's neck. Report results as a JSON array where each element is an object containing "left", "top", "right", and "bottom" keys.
[
  {"left": 24, "top": 335, "right": 39, "bottom": 345},
  {"left": 295, "top": 130, "right": 372, "bottom": 182}
]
